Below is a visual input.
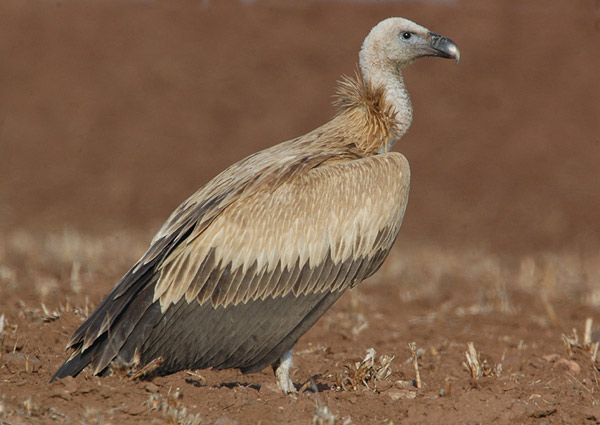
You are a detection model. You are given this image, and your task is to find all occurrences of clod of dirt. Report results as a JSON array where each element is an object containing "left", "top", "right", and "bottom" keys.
[
  {"left": 144, "top": 383, "right": 160, "bottom": 393},
  {"left": 215, "top": 416, "right": 240, "bottom": 425},
  {"left": 2, "top": 353, "right": 41, "bottom": 373},
  {"left": 387, "top": 389, "right": 416, "bottom": 400},
  {"left": 584, "top": 406, "right": 600, "bottom": 422},
  {"left": 59, "top": 376, "right": 78, "bottom": 393},
  {"left": 554, "top": 358, "right": 581, "bottom": 374},
  {"left": 529, "top": 408, "right": 557, "bottom": 419},
  {"left": 542, "top": 353, "right": 560, "bottom": 362}
]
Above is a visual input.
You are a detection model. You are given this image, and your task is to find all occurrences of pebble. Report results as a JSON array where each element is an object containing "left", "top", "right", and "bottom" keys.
[
  {"left": 60, "top": 376, "right": 79, "bottom": 394},
  {"left": 555, "top": 358, "right": 581, "bottom": 374},
  {"left": 215, "top": 416, "right": 240, "bottom": 425},
  {"left": 387, "top": 389, "right": 416, "bottom": 401},
  {"left": 2, "top": 353, "right": 41, "bottom": 373},
  {"left": 145, "top": 383, "right": 160, "bottom": 393}
]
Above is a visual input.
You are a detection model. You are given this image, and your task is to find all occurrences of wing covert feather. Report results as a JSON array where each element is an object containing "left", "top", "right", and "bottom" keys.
[{"left": 157, "top": 152, "right": 410, "bottom": 310}]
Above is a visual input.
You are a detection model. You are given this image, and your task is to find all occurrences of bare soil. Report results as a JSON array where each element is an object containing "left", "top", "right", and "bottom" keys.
[{"left": 1, "top": 1, "right": 599, "bottom": 424}]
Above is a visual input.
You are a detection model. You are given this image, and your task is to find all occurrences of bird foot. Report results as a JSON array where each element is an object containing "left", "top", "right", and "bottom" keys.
[
  {"left": 276, "top": 367, "right": 297, "bottom": 395},
  {"left": 273, "top": 348, "right": 297, "bottom": 395}
]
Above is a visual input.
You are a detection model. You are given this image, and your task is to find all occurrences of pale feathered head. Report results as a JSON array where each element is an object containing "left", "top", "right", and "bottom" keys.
[{"left": 360, "top": 17, "right": 460, "bottom": 74}]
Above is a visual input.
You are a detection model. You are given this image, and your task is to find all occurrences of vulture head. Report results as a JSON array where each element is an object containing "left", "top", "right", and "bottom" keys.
[{"left": 360, "top": 17, "right": 460, "bottom": 75}]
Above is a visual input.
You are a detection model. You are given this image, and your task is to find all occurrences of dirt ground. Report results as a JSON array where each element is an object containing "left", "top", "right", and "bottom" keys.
[{"left": 1, "top": 0, "right": 600, "bottom": 424}]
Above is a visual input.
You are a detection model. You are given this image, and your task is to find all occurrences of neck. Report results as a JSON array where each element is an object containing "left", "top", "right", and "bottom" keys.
[{"left": 359, "top": 52, "right": 412, "bottom": 152}]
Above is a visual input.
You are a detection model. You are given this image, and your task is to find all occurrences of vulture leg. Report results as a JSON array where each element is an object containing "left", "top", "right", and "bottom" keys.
[{"left": 272, "top": 347, "right": 296, "bottom": 394}]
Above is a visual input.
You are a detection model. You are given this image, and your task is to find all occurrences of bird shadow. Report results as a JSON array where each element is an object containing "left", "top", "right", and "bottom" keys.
[
  {"left": 184, "top": 378, "right": 331, "bottom": 393},
  {"left": 217, "top": 381, "right": 261, "bottom": 391},
  {"left": 185, "top": 378, "right": 261, "bottom": 391}
]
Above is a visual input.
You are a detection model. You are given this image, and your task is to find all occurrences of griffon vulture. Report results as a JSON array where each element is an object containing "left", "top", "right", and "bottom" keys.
[{"left": 53, "top": 17, "right": 459, "bottom": 393}]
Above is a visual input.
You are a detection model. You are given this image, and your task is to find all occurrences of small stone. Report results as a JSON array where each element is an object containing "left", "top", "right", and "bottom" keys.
[
  {"left": 61, "top": 376, "right": 79, "bottom": 394},
  {"left": 3, "top": 353, "right": 41, "bottom": 373},
  {"left": 584, "top": 406, "right": 600, "bottom": 421},
  {"left": 126, "top": 404, "right": 148, "bottom": 416},
  {"left": 542, "top": 354, "right": 559, "bottom": 362},
  {"left": 395, "top": 380, "right": 415, "bottom": 389},
  {"left": 144, "top": 383, "right": 160, "bottom": 393},
  {"left": 555, "top": 358, "right": 581, "bottom": 374},
  {"left": 215, "top": 416, "right": 240, "bottom": 425},
  {"left": 387, "top": 389, "right": 416, "bottom": 401}
]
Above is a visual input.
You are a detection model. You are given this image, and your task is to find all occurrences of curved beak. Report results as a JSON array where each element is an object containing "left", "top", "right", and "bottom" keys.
[{"left": 428, "top": 32, "right": 460, "bottom": 64}]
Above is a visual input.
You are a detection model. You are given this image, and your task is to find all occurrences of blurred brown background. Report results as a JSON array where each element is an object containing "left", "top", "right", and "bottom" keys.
[{"left": 1, "top": 0, "right": 599, "bottom": 254}]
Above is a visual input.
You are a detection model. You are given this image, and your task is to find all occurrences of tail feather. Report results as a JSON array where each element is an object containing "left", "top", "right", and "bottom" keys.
[
  {"left": 68, "top": 259, "right": 156, "bottom": 351},
  {"left": 52, "top": 264, "right": 159, "bottom": 381},
  {"left": 92, "top": 280, "right": 158, "bottom": 374},
  {"left": 66, "top": 227, "right": 193, "bottom": 351},
  {"left": 50, "top": 337, "right": 99, "bottom": 382}
]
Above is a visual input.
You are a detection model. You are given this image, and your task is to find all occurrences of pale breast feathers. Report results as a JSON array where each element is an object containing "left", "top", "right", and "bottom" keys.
[{"left": 153, "top": 152, "right": 410, "bottom": 311}]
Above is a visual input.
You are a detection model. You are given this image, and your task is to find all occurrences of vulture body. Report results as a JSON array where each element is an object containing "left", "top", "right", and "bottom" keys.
[{"left": 53, "top": 17, "right": 459, "bottom": 393}]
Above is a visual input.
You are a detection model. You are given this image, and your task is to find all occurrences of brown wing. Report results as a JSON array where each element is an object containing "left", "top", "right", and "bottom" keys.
[
  {"left": 62, "top": 140, "right": 337, "bottom": 354},
  {"left": 52, "top": 151, "right": 409, "bottom": 379},
  {"left": 155, "top": 152, "right": 410, "bottom": 308}
]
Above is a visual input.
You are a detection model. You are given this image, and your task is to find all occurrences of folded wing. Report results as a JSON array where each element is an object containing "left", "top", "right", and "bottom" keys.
[{"left": 52, "top": 150, "right": 409, "bottom": 380}]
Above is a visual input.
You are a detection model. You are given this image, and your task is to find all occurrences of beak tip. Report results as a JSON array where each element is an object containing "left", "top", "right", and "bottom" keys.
[
  {"left": 447, "top": 44, "right": 461, "bottom": 64},
  {"left": 429, "top": 32, "right": 460, "bottom": 64}
]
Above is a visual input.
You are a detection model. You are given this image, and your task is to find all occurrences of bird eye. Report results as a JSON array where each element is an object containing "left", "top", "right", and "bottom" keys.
[{"left": 401, "top": 32, "right": 412, "bottom": 40}]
